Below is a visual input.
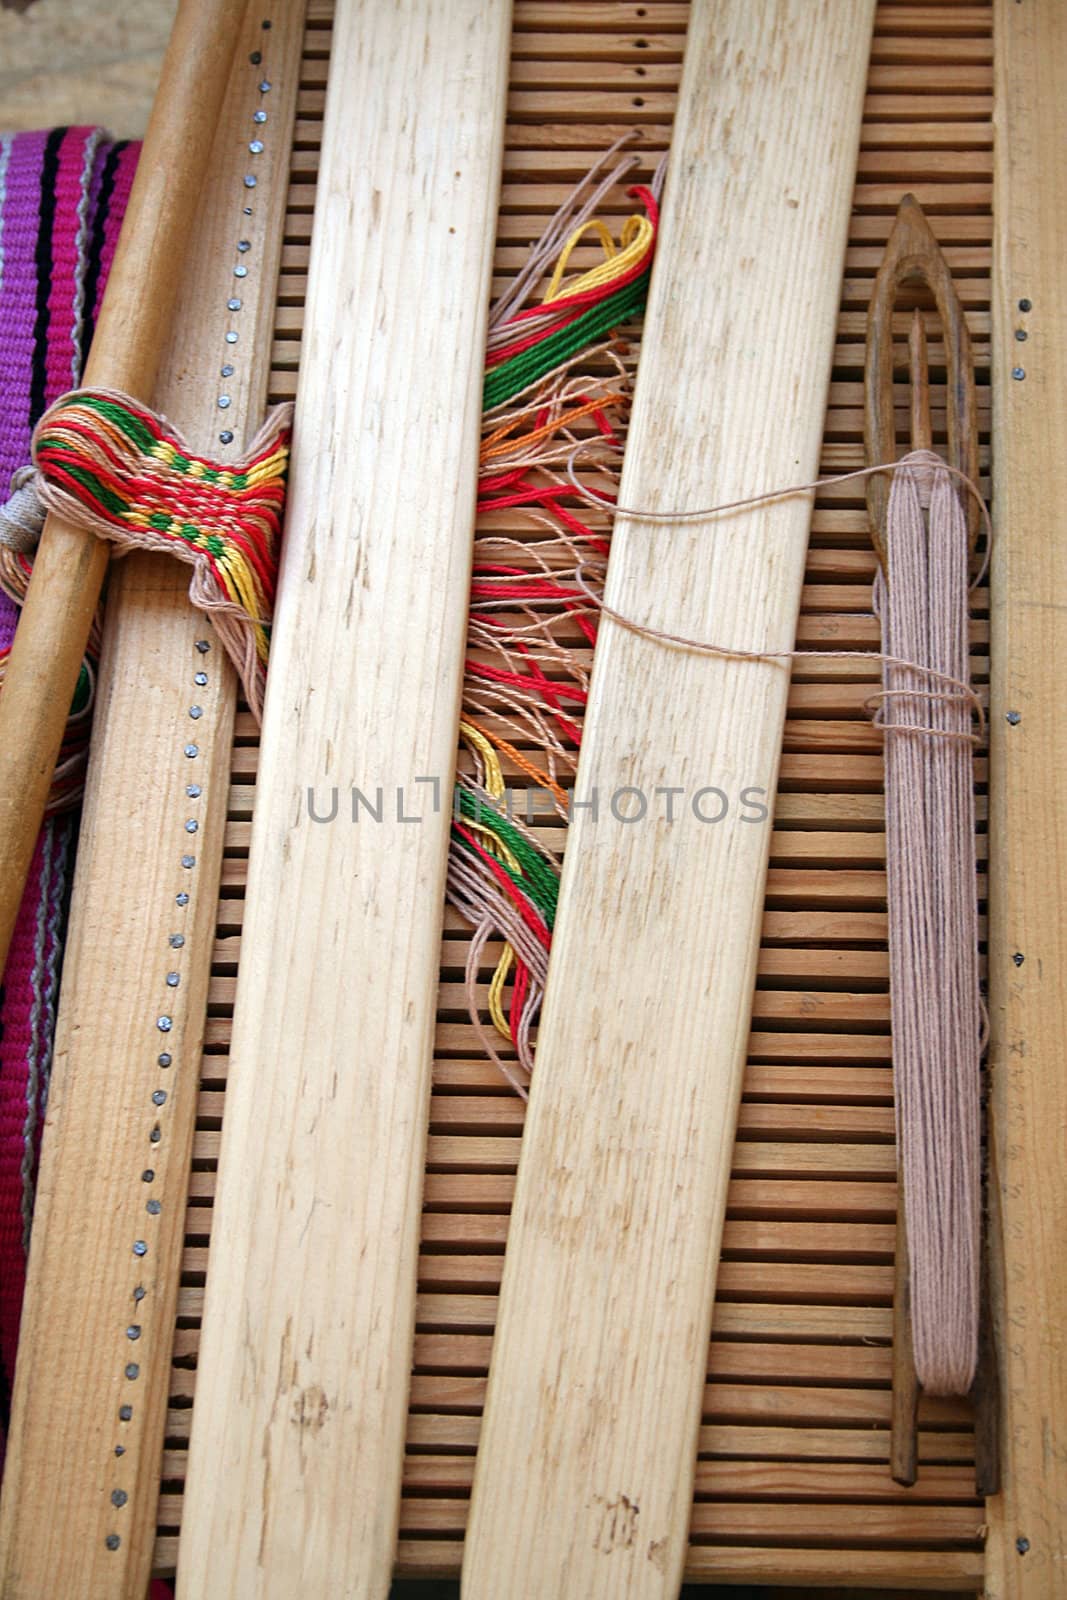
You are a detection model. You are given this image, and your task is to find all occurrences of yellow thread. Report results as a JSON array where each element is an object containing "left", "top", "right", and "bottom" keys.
[
  {"left": 544, "top": 213, "right": 652, "bottom": 303},
  {"left": 459, "top": 721, "right": 521, "bottom": 1041},
  {"left": 487, "top": 943, "right": 515, "bottom": 1032},
  {"left": 218, "top": 552, "right": 269, "bottom": 658},
  {"left": 244, "top": 447, "right": 288, "bottom": 487}
]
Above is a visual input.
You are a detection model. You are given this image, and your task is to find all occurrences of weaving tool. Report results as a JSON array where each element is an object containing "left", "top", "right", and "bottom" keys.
[
  {"left": 122, "top": 2, "right": 999, "bottom": 1589},
  {"left": 866, "top": 194, "right": 980, "bottom": 568},
  {"left": 5, "top": 0, "right": 1066, "bottom": 1592},
  {"left": 987, "top": 0, "right": 1067, "bottom": 1591},
  {"left": 0, "top": 4, "right": 304, "bottom": 1592},
  {"left": 866, "top": 193, "right": 998, "bottom": 1495},
  {"left": 0, "top": 124, "right": 138, "bottom": 1451},
  {"left": 179, "top": 3, "right": 511, "bottom": 1594}
]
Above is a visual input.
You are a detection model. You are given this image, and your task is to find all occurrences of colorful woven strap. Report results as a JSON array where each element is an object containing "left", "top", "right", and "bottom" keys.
[{"left": 31, "top": 387, "right": 293, "bottom": 720}]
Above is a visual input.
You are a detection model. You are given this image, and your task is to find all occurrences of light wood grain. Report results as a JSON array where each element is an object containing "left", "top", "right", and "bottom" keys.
[
  {"left": 169, "top": 1490, "right": 987, "bottom": 1545},
  {"left": 985, "top": 0, "right": 1067, "bottom": 1594},
  {"left": 0, "top": 8, "right": 303, "bottom": 1597},
  {"left": 177, "top": 2, "right": 510, "bottom": 1594},
  {"left": 0, "top": 0, "right": 239, "bottom": 982},
  {"left": 182, "top": 1419, "right": 980, "bottom": 1463},
  {"left": 462, "top": 4, "right": 874, "bottom": 1596}
]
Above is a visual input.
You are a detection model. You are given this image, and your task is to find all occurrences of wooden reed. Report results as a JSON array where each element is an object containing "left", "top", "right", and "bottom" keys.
[{"left": 148, "top": 0, "right": 990, "bottom": 1589}]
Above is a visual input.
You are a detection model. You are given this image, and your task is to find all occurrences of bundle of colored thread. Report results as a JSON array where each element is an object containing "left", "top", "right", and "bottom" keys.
[
  {"left": 448, "top": 142, "right": 663, "bottom": 1092},
  {"left": 28, "top": 387, "right": 291, "bottom": 720}
]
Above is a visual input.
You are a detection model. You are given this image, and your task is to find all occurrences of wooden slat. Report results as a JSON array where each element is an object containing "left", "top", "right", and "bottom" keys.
[
  {"left": 184, "top": 1168, "right": 901, "bottom": 1216},
  {"left": 985, "top": 0, "right": 1067, "bottom": 1594},
  {"left": 151, "top": 1537, "right": 989, "bottom": 1592},
  {"left": 680, "top": 1547, "right": 984, "bottom": 1590},
  {"left": 157, "top": 1412, "right": 978, "bottom": 1459},
  {"left": 176, "top": 3, "right": 512, "bottom": 1596},
  {"left": 0, "top": 8, "right": 305, "bottom": 1597},
  {"left": 168, "top": 1367, "right": 973, "bottom": 1428},
  {"left": 462, "top": 5, "right": 875, "bottom": 1597},
  {"left": 163, "top": 1490, "right": 986, "bottom": 1543}
]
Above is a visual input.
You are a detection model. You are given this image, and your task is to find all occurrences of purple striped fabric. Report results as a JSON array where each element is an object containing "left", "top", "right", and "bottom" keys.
[
  {"left": 0, "top": 127, "right": 140, "bottom": 1455},
  {"left": 0, "top": 132, "right": 50, "bottom": 664}
]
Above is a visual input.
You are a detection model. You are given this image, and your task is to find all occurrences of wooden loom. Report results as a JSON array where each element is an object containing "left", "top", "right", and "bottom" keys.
[{"left": 0, "top": 0, "right": 1064, "bottom": 1595}]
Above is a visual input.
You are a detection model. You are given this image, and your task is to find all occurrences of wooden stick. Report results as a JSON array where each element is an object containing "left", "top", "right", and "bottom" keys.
[
  {"left": 0, "top": 0, "right": 239, "bottom": 982},
  {"left": 462, "top": 5, "right": 874, "bottom": 1595},
  {"left": 890, "top": 1197, "right": 921, "bottom": 1486},
  {"left": 971, "top": 1219, "right": 1001, "bottom": 1498},
  {"left": 0, "top": 7, "right": 304, "bottom": 1596},
  {"left": 177, "top": 3, "right": 510, "bottom": 1594},
  {"left": 986, "top": 0, "right": 1067, "bottom": 1590}
]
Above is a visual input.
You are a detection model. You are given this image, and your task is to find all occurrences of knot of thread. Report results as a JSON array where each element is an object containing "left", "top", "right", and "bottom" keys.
[
  {"left": 26, "top": 387, "right": 293, "bottom": 721},
  {"left": 0, "top": 467, "right": 46, "bottom": 553}
]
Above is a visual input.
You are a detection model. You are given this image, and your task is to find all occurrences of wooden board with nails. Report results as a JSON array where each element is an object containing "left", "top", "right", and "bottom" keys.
[
  {"left": 0, "top": 5, "right": 304, "bottom": 1596},
  {"left": 986, "top": 0, "right": 1067, "bottom": 1593}
]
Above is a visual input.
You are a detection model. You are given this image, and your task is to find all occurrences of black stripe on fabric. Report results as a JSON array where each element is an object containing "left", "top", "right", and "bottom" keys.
[
  {"left": 29, "top": 127, "right": 67, "bottom": 424},
  {"left": 0, "top": 1346, "right": 11, "bottom": 1439},
  {"left": 81, "top": 139, "right": 127, "bottom": 366}
]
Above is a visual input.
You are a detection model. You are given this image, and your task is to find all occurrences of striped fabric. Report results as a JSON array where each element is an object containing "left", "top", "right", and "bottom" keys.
[{"left": 0, "top": 126, "right": 139, "bottom": 1456}]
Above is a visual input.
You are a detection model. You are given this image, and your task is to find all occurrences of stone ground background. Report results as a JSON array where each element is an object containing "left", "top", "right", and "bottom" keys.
[{"left": 0, "top": 0, "right": 177, "bottom": 139}]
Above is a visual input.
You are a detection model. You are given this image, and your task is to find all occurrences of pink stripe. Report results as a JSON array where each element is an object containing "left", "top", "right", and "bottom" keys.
[
  {"left": 0, "top": 131, "right": 51, "bottom": 658},
  {"left": 0, "top": 830, "right": 48, "bottom": 1390},
  {"left": 43, "top": 129, "right": 93, "bottom": 406}
]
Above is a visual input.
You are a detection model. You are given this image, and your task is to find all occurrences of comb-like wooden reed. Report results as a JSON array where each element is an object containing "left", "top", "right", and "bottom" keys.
[{"left": 143, "top": 2, "right": 994, "bottom": 1587}]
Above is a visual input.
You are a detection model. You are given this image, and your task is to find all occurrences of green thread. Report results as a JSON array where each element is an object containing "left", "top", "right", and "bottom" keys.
[
  {"left": 81, "top": 393, "right": 157, "bottom": 455},
  {"left": 453, "top": 787, "right": 559, "bottom": 929},
  {"left": 483, "top": 274, "right": 649, "bottom": 412}
]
